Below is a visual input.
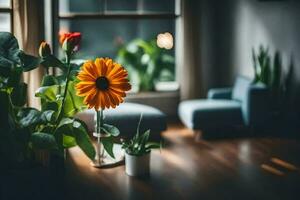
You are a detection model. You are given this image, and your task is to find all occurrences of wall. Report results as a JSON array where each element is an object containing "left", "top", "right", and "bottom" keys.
[{"left": 198, "top": 0, "right": 300, "bottom": 113}]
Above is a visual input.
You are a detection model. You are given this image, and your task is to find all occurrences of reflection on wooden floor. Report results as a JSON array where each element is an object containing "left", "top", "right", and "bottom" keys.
[{"left": 65, "top": 123, "right": 300, "bottom": 200}]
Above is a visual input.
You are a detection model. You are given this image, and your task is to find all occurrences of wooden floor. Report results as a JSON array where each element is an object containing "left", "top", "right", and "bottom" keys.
[{"left": 65, "top": 124, "right": 300, "bottom": 200}]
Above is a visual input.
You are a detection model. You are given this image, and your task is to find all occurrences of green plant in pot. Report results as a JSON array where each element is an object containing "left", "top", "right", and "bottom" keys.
[
  {"left": 0, "top": 31, "right": 97, "bottom": 169},
  {"left": 0, "top": 32, "right": 42, "bottom": 169},
  {"left": 121, "top": 115, "right": 161, "bottom": 176},
  {"left": 252, "top": 45, "right": 293, "bottom": 112},
  {"left": 116, "top": 39, "right": 175, "bottom": 92},
  {"left": 32, "top": 32, "right": 97, "bottom": 165}
]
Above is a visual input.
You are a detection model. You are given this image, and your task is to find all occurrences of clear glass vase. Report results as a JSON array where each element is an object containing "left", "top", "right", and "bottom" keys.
[{"left": 92, "top": 110, "right": 107, "bottom": 167}]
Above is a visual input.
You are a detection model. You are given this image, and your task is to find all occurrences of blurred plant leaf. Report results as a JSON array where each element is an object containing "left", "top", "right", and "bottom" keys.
[
  {"left": 40, "top": 55, "right": 67, "bottom": 73},
  {"left": 101, "top": 136, "right": 115, "bottom": 158},
  {"left": 11, "top": 82, "right": 27, "bottom": 107},
  {"left": 0, "top": 32, "right": 20, "bottom": 76},
  {"left": 18, "top": 51, "right": 40, "bottom": 72},
  {"left": 101, "top": 124, "right": 120, "bottom": 137},
  {"left": 63, "top": 81, "right": 86, "bottom": 117},
  {"left": 35, "top": 85, "right": 59, "bottom": 101},
  {"left": 31, "top": 132, "right": 57, "bottom": 150},
  {"left": 56, "top": 118, "right": 95, "bottom": 160},
  {"left": 63, "top": 135, "right": 77, "bottom": 148},
  {"left": 17, "top": 108, "right": 41, "bottom": 128}
]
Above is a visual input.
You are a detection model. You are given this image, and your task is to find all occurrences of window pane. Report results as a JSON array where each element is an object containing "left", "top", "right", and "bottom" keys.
[
  {"left": 59, "top": 0, "right": 105, "bottom": 13},
  {"left": 0, "top": 0, "right": 10, "bottom": 7},
  {"left": 0, "top": 13, "right": 11, "bottom": 32},
  {"left": 58, "top": 18, "right": 176, "bottom": 86},
  {"left": 59, "top": 19, "right": 175, "bottom": 59},
  {"left": 141, "top": 0, "right": 175, "bottom": 12},
  {"left": 106, "top": 0, "right": 138, "bottom": 12},
  {"left": 106, "top": 0, "right": 176, "bottom": 13},
  {"left": 59, "top": 0, "right": 177, "bottom": 14}
]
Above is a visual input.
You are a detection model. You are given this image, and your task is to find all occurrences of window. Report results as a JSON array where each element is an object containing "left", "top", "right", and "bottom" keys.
[
  {"left": 54, "top": 0, "right": 181, "bottom": 91},
  {"left": 0, "top": 0, "right": 12, "bottom": 32}
]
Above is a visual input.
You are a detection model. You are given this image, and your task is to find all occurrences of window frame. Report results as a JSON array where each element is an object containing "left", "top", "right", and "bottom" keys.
[
  {"left": 0, "top": 0, "right": 13, "bottom": 33},
  {"left": 50, "top": 0, "right": 181, "bottom": 52},
  {"left": 48, "top": 0, "right": 182, "bottom": 89}
]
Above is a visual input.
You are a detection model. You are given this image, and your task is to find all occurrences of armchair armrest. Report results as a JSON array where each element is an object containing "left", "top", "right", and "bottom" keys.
[
  {"left": 207, "top": 88, "right": 232, "bottom": 99},
  {"left": 242, "top": 84, "right": 271, "bottom": 126}
]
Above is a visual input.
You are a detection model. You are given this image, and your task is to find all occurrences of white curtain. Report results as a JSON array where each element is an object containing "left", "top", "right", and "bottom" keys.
[{"left": 13, "top": 0, "right": 44, "bottom": 108}]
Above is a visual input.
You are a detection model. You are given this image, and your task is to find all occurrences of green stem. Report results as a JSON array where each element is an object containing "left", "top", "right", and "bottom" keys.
[
  {"left": 8, "top": 93, "right": 18, "bottom": 127},
  {"left": 96, "top": 109, "right": 104, "bottom": 134},
  {"left": 96, "top": 109, "right": 104, "bottom": 162},
  {"left": 56, "top": 52, "right": 72, "bottom": 122}
]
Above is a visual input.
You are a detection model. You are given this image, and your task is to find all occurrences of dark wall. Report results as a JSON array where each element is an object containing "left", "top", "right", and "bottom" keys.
[{"left": 199, "top": 0, "right": 300, "bottom": 112}]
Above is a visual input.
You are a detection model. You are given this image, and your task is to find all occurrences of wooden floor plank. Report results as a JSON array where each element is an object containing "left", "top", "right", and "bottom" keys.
[{"left": 65, "top": 124, "right": 300, "bottom": 200}]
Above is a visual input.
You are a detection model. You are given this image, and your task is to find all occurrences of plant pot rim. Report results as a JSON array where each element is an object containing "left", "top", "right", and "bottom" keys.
[{"left": 125, "top": 151, "right": 151, "bottom": 157}]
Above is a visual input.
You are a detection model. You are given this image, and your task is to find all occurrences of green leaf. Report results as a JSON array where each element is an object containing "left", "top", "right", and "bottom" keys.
[
  {"left": 35, "top": 85, "right": 59, "bottom": 101},
  {"left": 11, "top": 82, "right": 27, "bottom": 106},
  {"left": 31, "top": 132, "right": 57, "bottom": 150},
  {"left": 101, "top": 136, "right": 115, "bottom": 158},
  {"left": 55, "top": 118, "right": 95, "bottom": 160},
  {"left": 7, "top": 66, "right": 22, "bottom": 87},
  {"left": 19, "top": 51, "right": 40, "bottom": 72},
  {"left": 41, "top": 75, "right": 59, "bottom": 86},
  {"left": 40, "top": 110, "right": 55, "bottom": 123},
  {"left": 41, "top": 101, "right": 61, "bottom": 113},
  {"left": 145, "top": 142, "right": 160, "bottom": 149},
  {"left": 73, "top": 120, "right": 95, "bottom": 160},
  {"left": 102, "top": 124, "right": 120, "bottom": 136},
  {"left": 63, "top": 81, "right": 86, "bottom": 117},
  {"left": 0, "top": 32, "right": 20, "bottom": 76},
  {"left": 272, "top": 51, "right": 282, "bottom": 90},
  {"left": 57, "top": 117, "right": 74, "bottom": 129},
  {"left": 139, "top": 130, "right": 150, "bottom": 153},
  {"left": 17, "top": 108, "right": 41, "bottom": 128},
  {"left": 63, "top": 135, "right": 77, "bottom": 148},
  {"left": 40, "top": 55, "right": 66, "bottom": 72}
]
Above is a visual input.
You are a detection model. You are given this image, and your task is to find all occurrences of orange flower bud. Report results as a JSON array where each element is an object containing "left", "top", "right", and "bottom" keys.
[{"left": 39, "top": 41, "right": 51, "bottom": 58}]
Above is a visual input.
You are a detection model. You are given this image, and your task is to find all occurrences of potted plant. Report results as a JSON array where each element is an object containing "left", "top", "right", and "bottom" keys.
[
  {"left": 0, "top": 31, "right": 97, "bottom": 169},
  {"left": 121, "top": 115, "right": 161, "bottom": 176},
  {"left": 0, "top": 32, "right": 41, "bottom": 169},
  {"left": 116, "top": 39, "right": 175, "bottom": 92}
]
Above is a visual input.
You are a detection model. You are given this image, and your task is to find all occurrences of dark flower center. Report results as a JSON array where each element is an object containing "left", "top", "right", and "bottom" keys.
[{"left": 96, "top": 76, "right": 109, "bottom": 90}]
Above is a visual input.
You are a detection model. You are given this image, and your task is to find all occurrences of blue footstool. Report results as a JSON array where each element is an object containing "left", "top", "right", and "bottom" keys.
[{"left": 76, "top": 102, "right": 167, "bottom": 139}]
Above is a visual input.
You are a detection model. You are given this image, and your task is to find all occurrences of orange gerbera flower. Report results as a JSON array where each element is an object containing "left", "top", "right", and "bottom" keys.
[{"left": 76, "top": 58, "right": 131, "bottom": 110}]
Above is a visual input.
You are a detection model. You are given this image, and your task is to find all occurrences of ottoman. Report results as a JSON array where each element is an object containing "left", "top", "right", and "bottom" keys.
[
  {"left": 76, "top": 102, "right": 167, "bottom": 139},
  {"left": 178, "top": 99, "right": 244, "bottom": 138}
]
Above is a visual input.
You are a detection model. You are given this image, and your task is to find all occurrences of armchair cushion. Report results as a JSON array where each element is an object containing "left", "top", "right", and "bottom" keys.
[
  {"left": 179, "top": 99, "right": 243, "bottom": 130},
  {"left": 208, "top": 88, "right": 232, "bottom": 99}
]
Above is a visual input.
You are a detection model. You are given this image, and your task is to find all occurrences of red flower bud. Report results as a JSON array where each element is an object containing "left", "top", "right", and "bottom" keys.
[{"left": 59, "top": 32, "right": 81, "bottom": 52}]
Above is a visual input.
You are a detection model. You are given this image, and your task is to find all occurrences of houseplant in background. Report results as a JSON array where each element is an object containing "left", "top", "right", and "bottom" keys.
[
  {"left": 252, "top": 45, "right": 293, "bottom": 111},
  {"left": 116, "top": 38, "right": 175, "bottom": 92},
  {"left": 75, "top": 57, "right": 131, "bottom": 167},
  {"left": 252, "top": 45, "right": 294, "bottom": 135},
  {"left": 121, "top": 115, "right": 161, "bottom": 176}
]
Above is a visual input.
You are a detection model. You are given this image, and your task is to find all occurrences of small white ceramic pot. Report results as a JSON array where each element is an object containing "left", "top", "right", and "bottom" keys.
[{"left": 125, "top": 152, "right": 150, "bottom": 176}]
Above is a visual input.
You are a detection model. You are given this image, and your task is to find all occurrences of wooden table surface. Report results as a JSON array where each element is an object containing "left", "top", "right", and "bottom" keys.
[{"left": 65, "top": 125, "right": 300, "bottom": 200}]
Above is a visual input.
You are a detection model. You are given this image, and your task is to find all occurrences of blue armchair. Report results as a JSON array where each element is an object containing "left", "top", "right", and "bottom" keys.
[{"left": 178, "top": 76, "right": 271, "bottom": 138}]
